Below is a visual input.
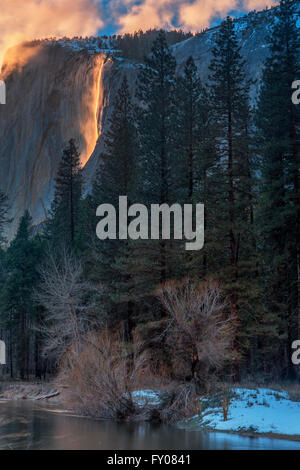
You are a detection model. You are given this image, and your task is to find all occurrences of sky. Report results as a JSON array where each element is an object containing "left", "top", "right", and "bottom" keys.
[
  {"left": 98, "top": 0, "right": 276, "bottom": 34},
  {"left": 0, "top": 0, "right": 276, "bottom": 64}
]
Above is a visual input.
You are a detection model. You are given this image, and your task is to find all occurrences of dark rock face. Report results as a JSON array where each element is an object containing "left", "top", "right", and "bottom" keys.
[{"left": 0, "top": 5, "right": 299, "bottom": 239}]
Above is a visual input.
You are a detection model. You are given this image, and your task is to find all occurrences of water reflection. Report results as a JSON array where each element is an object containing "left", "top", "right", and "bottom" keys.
[{"left": 0, "top": 400, "right": 300, "bottom": 450}]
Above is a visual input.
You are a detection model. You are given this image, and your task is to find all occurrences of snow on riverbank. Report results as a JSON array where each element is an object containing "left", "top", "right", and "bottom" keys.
[
  {"left": 132, "top": 390, "right": 161, "bottom": 407},
  {"left": 179, "top": 388, "right": 300, "bottom": 436}
]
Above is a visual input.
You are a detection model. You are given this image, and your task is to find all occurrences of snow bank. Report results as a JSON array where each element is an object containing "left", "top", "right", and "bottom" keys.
[
  {"left": 132, "top": 390, "right": 161, "bottom": 407},
  {"left": 180, "top": 388, "right": 300, "bottom": 436}
]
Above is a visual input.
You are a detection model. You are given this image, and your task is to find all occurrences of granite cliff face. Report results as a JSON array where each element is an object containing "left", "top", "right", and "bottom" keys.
[
  {"left": 0, "top": 5, "right": 299, "bottom": 239},
  {"left": 0, "top": 41, "right": 107, "bottom": 238}
]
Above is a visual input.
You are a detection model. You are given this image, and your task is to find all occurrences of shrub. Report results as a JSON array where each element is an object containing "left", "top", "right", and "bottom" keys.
[{"left": 62, "top": 329, "right": 147, "bottom": 420}]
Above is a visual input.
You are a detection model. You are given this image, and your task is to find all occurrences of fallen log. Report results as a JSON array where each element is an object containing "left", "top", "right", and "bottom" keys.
[{"left": 36, "top": 391, "right": 60, "bottom": 401}]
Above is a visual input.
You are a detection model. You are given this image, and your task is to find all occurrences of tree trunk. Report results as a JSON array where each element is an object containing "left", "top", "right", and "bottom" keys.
[
  {"left": 20, "top": 308, "right": 26, "bottom": 380},
  {"left": 228, "top": 104, "right": 240, "bottom": 383}
]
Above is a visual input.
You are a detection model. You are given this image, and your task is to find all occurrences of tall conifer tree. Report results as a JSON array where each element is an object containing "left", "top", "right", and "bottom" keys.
[
  {"left": 208, "top": 16, "right": 258, "bottom": 380},
  {"left": 90, "top": 77, "right": 138, "bottom": 333},
  {"left": 2, "top": 212, "right": 41, "bottom": 379},
  {"left": 131, "top": 31, "right": 178, "bottom": 315},
  {"left": 47, "top": 139, "right": 82, "bottom": 249},
  {"left": 256, "top": 0, "right": 300, "bottom": 377}
]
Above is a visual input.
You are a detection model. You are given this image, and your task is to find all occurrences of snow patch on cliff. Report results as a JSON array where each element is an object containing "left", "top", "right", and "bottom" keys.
[{"left": 45, "top": 37, "right": 120, "bottom": 55}]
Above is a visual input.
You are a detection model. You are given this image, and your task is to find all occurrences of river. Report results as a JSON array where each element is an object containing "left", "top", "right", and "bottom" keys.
[{"left": 0, "top": 400, "right": 300, "bottom": 450}]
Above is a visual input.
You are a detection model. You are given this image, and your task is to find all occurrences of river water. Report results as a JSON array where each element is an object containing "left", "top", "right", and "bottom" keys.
[{"left": 0, "top": 400, "right": 300, "bottom": 450}]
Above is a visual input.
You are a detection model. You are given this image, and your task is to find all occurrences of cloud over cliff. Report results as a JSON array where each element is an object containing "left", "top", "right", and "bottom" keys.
[
  {"left": 0, "top": 0, "right": 277, "bottom": 65},
  {"left": 0, "top": 0, "right": 103, "bottom": 65},
  {"left": 114, "top": 0, "right": 276, "bottom": 33}
]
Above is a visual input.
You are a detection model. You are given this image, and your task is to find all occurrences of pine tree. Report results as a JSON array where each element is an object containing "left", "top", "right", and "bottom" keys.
[
  {"left": 47, "top": 139, "right": 82, "bottom": 249},
  {"left": 131, "top": 31, "right": 178, "bottom": 316},
  {"left": 137, "top": 30, "right": 176, "bottom": 208},
  {"left": 2, "top": 211, "right": 42, "bottom": 379},
  {"left": 208, "top": 16, "right": 258, "bottom": 381},
  {"left": 90, "top": 76, "right": 138, "bottom": 333},
  {"left": 256, "top": 0, "right": 300, "bottom": 377},
  {"left": 174, "top": 56, "right": 214, "bottom": 279},
  {"left": 175, "top": 56, "right": 206, "bottom": 201}
]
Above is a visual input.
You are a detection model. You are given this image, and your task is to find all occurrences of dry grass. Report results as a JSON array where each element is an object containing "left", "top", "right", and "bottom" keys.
[{"left": 281, "top": 383, "right": 300, "bottom": 402}]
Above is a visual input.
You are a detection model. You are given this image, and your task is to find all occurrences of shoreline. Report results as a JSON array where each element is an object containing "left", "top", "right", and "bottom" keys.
[
  {"left": 0, "top": 380, "right": 62, "bottom": 403},
  {"left": 2, "top": 381, "right": 300, "bottom": 443},
  {"left": 202, "top": 426, "right": 300, "bottom": 442},
  {"left": 1, "top": 396, "right": 300, "bottom": 443}
]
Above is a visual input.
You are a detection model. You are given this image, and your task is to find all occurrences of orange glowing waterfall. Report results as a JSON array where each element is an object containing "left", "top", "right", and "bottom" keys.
[
  {"left": 80, "top": 55, "right": 106, "bottom": 166},
  {"left": 94, "top": 56, "right": 105, "bottom": 141}
]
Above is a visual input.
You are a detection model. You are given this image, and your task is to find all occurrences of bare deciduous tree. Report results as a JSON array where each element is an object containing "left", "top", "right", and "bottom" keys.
[
  {"left": 157, "top": 278, "right": 233, "bottom": 389},
  {"left": 34, "top": 247, "right": 101, "bottom": 360}
]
